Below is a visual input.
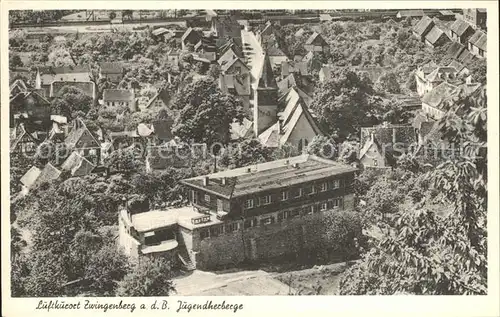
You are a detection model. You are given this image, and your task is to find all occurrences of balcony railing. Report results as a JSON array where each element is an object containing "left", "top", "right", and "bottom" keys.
[{"left": 191, "top": 214, "right": 211, "bottom": 225}]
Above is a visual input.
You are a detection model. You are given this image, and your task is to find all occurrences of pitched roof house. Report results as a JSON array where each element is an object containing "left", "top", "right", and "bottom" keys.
[
  {"left": 103, "top": 89, "right": 136, "bottom": 112},
  {"left": 413, "top": 16, "right": 435, "bottom": 40},
  {"left": 35, "top": 65, "right": 91, "bottom": 96},
  {"left": 217, "top": 49, "right": 249, "bottom": 75},
  {"left": 449, "top": 19, "right": 476, "bottom": 44},
  {"left": 424, "top": 26, "right": 450, "bottom": 47},
  {"left": 20, "top": 166, "right": 42, "bottom": 195},
  {"left": 304, "top": 32, "right": 328, "bottom": 52},
  {"left": 9, "top": 91, "right": 51, "bottom": 130},
  {"left": 99, "top": 62, "right": 124, "bottom": 83},
  {"left": 219, "top": 73, "right": 252, "bottom": 113},
  {"left": 61, "top": 151, "right": 96, "bottom": 177},
  {"left": 181, "top": 27, "right": 202, "bottom": 51},
  {"left": 359, "top": 123, "right": 417, "bottom": 168},
  {"left": 468, "top": 30, "right": 487, "bottom": 58},
  {"left": 64, "top": 118, "right": 101, "bottom": 165}
]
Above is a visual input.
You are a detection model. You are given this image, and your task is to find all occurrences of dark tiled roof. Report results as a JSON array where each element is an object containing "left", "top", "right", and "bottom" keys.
[
  {"left": 447, "top": 42, "right": 466, "bottom": 57},
  {"left": 468, "top": 30, "right": 487, "bottom": 51},
  {"left": 360, "top": 124, "right": 417, "bottom": 149},
  {"left": 181, "top": 154, "right": 358, "bottom": 198},
  {"left": 413, "top": 16, "right": 434, "bottom": 36},
  {"left": 450, "top": 19, "right": 474, "bottom": 36},
  {"left": 153, "top": 119, "right": 174, "bottom": 141},
  {"left": 455, "top": 47, "right": 475, "bottom": 63},
  {"left": 99, "top": 62, "right": 124, "bottom": 74},
  {"left": 103, "top": 89, "right": 134, "bottom": 102}
]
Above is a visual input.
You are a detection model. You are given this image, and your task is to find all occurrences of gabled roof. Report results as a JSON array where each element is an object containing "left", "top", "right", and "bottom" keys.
[
  {"left": 20, "top": 166, "right": 42, "bottom": 188},
  {"left": 61, "top": 151, "right": 96, "bottom": 176},
  {"left": 64, "top": 119, "right": 100, "bottom": 149},
  {"left": 360, "top": 124, "right": 416, "bottom": 149},
  {"left": 219, "top": 73, "right": 251, "bottom": 96},
  {"left": 421, "top": 82, "right": 458, "bottom": 109},
  {"left": 447, "top": 42, "right": 466, "bottom": 58},
  {"left": 425, "top": 26, "right": 448, "bottom": 45},
  {"left": 455, "top": 47, "right": 475, "bottom": 63},
  {"left": 439, "top": 10, "right": 455, "bottom": 16},
  {"left": 181, "top": 27, "right": 201, "bottom": 44},
  {"left": 450, "top": 19, "right": 474, "bottom": 36},
  {"left": 266, "top": 46, "right": 287, "bottom": 57},
  {"left": 145, "top": 90, "right": 169, "bottom": 109},
  {"left": 281, "top": 60, "right": 308, "bottom": 78},
  {"left": 181, "top": 154, "right": 357, "bottom": 199},
  {"left": 152, "top": 27, "right": 172, "bottom": 36},
  {"left": 230, "top": 117, "right": 253, "bottom": 141},
  {"left": 218, "top": 48, "right": 249, "bottom": 73},
  {"left": 38, "top": 65, "right": 91, "bottom": 85},
  {"left": 277, "top": 73, "right": 299, "bottom": 94},
  {"left": 447, "top": 60, "right": 466, "bottom": 73},
  {"left": 305, "top": 32, "right": 327, "bottom": 46},
  {"left": 426, "top": 66, "right": 458, "bottom": 82},
  {"left": 258, "top": 122, "right": 281, "bottom": 148},
  {"left": 257, "top": 53, "right": 278, "bottom": 89},
  {"left": 99, "top": 62, "right": 124, "bottom": 74},
  {"left": 219, "top": 38, "right": 244, "bottom": 58},
  {"left": 10, "top": 79, "right": 28, "bottom": 96},
  {"left": 103, "top": 89, "right": 134, "bottom": 102},
  {"left": 10, "top": 124, "right": 40, "bottom": 153},
  {"left": 468, "top": 30, "right": 487, "bottom": 51},
  {"left": 413, "top": 16, "right": 434, "bottom": 36},
  {"left": 36, "top": 163, "right": 61, "bottom": 186},
  {"left": 295, "top": 28, "right": 305, "bottom": 37}
]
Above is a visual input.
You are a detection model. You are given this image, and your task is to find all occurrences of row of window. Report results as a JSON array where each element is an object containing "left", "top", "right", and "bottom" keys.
[
  {"left": 244, "top": 180, "right": 343, "bottom": 209},
  {"left": 199, "top": 198, "right": 343, "bottom": 240}
]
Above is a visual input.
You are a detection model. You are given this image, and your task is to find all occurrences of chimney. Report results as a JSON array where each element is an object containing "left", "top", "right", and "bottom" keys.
[
  {"left": 221, "top": 177, "right": 227, "bottom": 185},
  {"left": 292, "top": 162, "right": 299, "bottom": 168},
  {"left": 246, "top": 167, "right": 251, "bottom": 173},
  {"left": 203, "top": 176, "right": 209, "bottom": 186},
  {"left": 392, "top": 128, "right": 397, "bottom": 144},
  {"left": 466, "top": 75, "right": 472, "bottom": 85},
  {"left": 284, "top": 159, "right": 289, "bottom": 165},
  {"left": 370, "top": 133, "right": 374, "bottom": 142}
]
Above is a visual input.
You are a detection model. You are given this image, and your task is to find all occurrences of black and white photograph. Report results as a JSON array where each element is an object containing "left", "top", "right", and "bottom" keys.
[{"left": 2, "top": 2, "right": 498, "bottom": 314}]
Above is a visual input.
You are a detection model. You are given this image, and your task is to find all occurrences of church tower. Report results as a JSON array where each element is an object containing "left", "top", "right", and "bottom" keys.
[{"left": 253, "top": 53, "right": 279, "bottom": 136}]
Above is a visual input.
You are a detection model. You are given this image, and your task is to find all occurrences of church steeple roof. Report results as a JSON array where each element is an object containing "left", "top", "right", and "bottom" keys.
[{"left": 258, "top": 52, "right": 278, "bottom": 89}]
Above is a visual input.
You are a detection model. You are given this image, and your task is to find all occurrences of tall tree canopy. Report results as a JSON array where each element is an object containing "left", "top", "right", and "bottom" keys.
[{"left": 171, "top": 78, "right": 245, "bottom": 145}]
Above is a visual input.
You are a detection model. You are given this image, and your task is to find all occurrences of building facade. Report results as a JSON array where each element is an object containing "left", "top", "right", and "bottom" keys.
[{"left": 118, "top": 154, "right": 358, "bottom": 270}]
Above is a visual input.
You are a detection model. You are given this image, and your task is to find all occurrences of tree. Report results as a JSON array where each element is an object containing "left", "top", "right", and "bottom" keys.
[
  {"left": 310, "top": 69, "right": 376, "bottom": 139},
  {"left": 171, "top": 78, "right": 245, "bottom": 145},
  {"left": 220, "top": 138, "right": 273, "bottom": 168},
  {"left": 116, "top": 257, "right": 175, "bottom": 296},
  {"left": 51, "top": 86, "right": 93, "bottom": 120},
  {"left": 104, "top": 148, "right": 144, "bottom": 174},
  {"left": 375, "top": 71, "right": 401, "bottom": 94},
  {"left": 9, "top": 53, "right": 24, "bottom": 67},
  {"left": 84, "top": 245, "right": 130, "bottom": 296},
  {"left": 306, "top": 135, "right": 337, "bottom": 159},
  {"left": 339, "top": 89, "right": 487, "bottom": 295},
  {"left": 109, "top": 11, "right": 117, "bottom": 21}
]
